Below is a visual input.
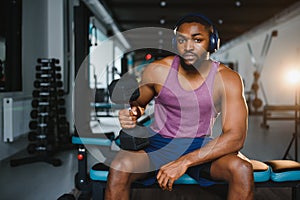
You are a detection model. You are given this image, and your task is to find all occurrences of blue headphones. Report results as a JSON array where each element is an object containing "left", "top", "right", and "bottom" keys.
[{"left": 173, "top": 13, "right": 220, "bottom": 53}]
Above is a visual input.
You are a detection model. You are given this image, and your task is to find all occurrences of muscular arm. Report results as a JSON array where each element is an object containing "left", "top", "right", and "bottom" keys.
[
  {"left": 157, "top": 67, "right": 248, "bottom": 190},
  {"left": 119, "top": 58, "right": 171, "bottom": 128},
  {"left": 183, "top": 69, "right": 247, "bottom": 165}
]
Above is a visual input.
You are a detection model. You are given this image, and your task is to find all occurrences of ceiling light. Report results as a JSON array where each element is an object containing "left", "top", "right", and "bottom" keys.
[
  {"left": 286, "top": 69, "right": 300, "bottom": 85},
  {"left": 218, "top": 19, "right": 223, "bottom": 24},
  {"left": 160, "top": 1, "right": 167, "bottom": 7},
  {"left": 235, "top": 1, "right": 241, "bottom": 7},
  {"left": 160, "top": 18, "right": 166, "bottom": 25}
]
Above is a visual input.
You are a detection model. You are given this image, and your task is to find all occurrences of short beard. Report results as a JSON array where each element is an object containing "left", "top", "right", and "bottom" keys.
[
  {"left": 179, "top": 56, "right": 203, "bottom": 72},
  {"left": 179, "top": 53, "right": 208, "bottom": 72}
]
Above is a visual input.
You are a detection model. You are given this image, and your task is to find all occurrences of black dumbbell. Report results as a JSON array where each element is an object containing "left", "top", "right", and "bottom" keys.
[
  {"left": 108, "top": 74, "right": 149, "bottom": 151},
  {"left": 27, "top": 143, "right": 54, "bottom": 154},
  {"left": 37, "top": 107, "right": 66, "bottom": 115},
  {"left": 34, "top": 80, "right": 63, "bottom": 88},
  {"left": 32, "top": 89, "right": 64, "bottom": 98},
  {"left": 30, "top": 108, "right": 66, "bottom": 118},
  {"left": 31, "top": 99, "right": 65, "bottom": 108},
  {"left": 36, "top": 65, "right": 61, "bottom": 71},
  {"left": 29, "top": 121, "right": 47, "bottom": 129},
  {"left": 29, "top": 120, "right": 55, "bottom": 130},
  {"left": 30, "top": 110, "right": 49, "bottom": 118},
  {"left": 37, "top": 58, "right": 59, "bottom": 64},
  {"left": 31, "top": 99, "right": 53, "bottom": 108},
  {"left": 28, "top": 131, "right": 55, "bottom": 142},
  {"left": 36, "top": 73, "right": 62, "bottom": 79},
  {"left": 108, "top": 74, "right": 140, "bottom": 104}
]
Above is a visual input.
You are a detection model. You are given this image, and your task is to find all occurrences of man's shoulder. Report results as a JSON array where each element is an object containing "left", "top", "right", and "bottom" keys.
[
  {"left": 142, "top": 56, "right": 175, "bottom": 84},
  {"left": 217, "top": 63, "right": 241, "bottom": 80},
  {"left": 215, "top": 63, "right": 243, "bottom": 91},
  {"left": 154, "top": 55, "right": 175, "bottom": 66},
  {"left": 145, "top": 55, "right": 174, "bottom": 73}
]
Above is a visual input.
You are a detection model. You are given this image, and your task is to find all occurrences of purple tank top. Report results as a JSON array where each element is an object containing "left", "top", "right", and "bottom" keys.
[{"left": 150, "top": 56, "right": 219, "bottom": 138}]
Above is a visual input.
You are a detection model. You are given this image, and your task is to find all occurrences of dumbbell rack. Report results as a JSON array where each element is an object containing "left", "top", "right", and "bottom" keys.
[{"left": 10, "top": 58, "right": 70, "bottom": 167}]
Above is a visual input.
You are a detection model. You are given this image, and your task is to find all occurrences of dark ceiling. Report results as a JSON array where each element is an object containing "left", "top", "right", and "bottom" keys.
[{"left": 101, "top": 0, "right": 299, "bottom": 48}]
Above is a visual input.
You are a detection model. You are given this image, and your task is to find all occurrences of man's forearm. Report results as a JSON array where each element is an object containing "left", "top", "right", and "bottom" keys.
[{"left": 179, "top": 132, "right": 245, "bottom": 168}]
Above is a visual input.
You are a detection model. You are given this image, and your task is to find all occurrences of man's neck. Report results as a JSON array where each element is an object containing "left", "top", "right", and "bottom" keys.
[{"left": 179, "top": 57, "right": 211, "bottom": 77}]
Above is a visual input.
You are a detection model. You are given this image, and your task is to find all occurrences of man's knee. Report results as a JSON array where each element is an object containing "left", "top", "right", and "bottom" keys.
[
  {"left": 106, "top": 157, "right": 135, "bottom": 188},
  {"left": 228, "top": 158, "right": 253, "bottom": 182},
  {"left": 110, "top": 156, "right": 134, "bottom": 173}
]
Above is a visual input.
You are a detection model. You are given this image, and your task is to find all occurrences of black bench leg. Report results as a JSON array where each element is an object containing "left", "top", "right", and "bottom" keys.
[
  {"left": 292, "top": 184, "right": 300, "bottom": 200},
  {"left": 93, "top": 181, "right": 106, "bottom": 200}
]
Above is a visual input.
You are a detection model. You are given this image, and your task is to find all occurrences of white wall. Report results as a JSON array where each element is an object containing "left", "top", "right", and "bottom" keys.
[{"left": 214, "top": 4, "right": 300, "bottom": 107}]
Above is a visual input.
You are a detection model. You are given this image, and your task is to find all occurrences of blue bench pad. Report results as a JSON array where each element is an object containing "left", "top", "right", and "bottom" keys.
[
  {"left": 90, "top": 161, "right": 271, "bottom": 184},
  {"left": 72, "top": 136, "right": 112, "bottom": 146},
  {"left": 265, "top": 160, "right": 300, "bottom": 182}
]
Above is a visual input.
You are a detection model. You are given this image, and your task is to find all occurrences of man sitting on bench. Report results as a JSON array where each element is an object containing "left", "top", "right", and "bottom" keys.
[{"left": 105, "top": 14, "right": 254, "bottom": 200}]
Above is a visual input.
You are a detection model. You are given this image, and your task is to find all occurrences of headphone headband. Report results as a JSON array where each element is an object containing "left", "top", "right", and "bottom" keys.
[{"left": 174, "top": 13, "right": 214, "bottom": 33}]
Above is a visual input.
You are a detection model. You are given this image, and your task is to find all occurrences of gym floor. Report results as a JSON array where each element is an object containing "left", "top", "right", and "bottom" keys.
[{"left": 0, "top": 114, "right": 297, "bottom": 200}]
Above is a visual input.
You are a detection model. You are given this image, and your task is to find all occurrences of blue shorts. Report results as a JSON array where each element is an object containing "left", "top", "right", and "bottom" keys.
[{"left": 140, "top": 128, "right": 216, "bottom": 187}]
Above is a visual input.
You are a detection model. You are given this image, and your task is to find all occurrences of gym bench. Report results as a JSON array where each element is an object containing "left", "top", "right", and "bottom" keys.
[
  {"left": 70, "top": 136, "right": 300, "bottom": 200},
  {"left": 261, "top": 105, "right": 300, "bottom": 129}
]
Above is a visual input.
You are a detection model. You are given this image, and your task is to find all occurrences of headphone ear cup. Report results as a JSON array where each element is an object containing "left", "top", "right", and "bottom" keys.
[{"left": 209, "top": 32, "right": 219, "bottom": 53}]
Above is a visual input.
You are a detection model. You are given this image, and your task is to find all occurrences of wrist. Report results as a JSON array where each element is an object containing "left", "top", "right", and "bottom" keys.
[{"left": 179, "top": 155, "right": 194, "bottom": 169}]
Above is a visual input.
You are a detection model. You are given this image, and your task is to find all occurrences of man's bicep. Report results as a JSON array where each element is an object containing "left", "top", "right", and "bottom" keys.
[
  {"left": 221, "top": 73, "right": 248, "bottom": 137},
  {"left": 136, "top": 84, "right": 156, "bottom": 108}
]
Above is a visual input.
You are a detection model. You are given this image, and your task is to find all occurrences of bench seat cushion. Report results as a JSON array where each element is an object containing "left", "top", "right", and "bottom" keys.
[
  {"left": 72, "top": 136, "right": 112, "bottom": 146},
  {"left": 90, "top": 160, "right": 271, "bottom": 184},
  {"left": 265, "top": 160, "right": 300, "bottom": 182},
  {"left": 251, "top": 160, "right": 271, "bottom": 182}
]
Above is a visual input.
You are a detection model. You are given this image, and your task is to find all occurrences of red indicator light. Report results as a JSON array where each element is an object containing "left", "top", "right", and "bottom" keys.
[
  {"left": 77, "top": 154, "right": 84, "bottom": 160},
  {"left": 145, "top": 53, "right": 152, "bottom": 60}
]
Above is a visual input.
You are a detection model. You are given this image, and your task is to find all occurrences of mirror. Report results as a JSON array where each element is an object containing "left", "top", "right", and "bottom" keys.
[{"left": 0, "top": 0, "right": 22, "bottom": 92}]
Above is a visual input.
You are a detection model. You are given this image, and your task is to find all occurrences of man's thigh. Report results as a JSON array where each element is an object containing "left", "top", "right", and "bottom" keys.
[{"left": 111, "top": 149, "right": 152, "bottom": 174}]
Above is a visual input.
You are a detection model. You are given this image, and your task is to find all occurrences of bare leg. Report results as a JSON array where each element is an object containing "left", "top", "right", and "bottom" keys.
[
  {"left": 105, "top": 150, "right": 151, "bottom": 200},
  {"left": 210, "top": 153, "right": 254, "bottom": 200}
]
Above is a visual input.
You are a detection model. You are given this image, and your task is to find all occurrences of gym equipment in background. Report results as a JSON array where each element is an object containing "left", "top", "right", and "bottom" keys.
[
  {"left": 247, "top": 30, "right": 277, "bottom": 115},
  {"left": 10, "top": 58, "right": 71, "bottom": 167}
]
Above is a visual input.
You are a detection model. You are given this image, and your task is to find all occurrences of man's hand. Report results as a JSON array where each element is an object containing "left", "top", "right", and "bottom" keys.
[
  {"left": 156, "top": 159, "right": 188, "bottom": 191},
  {"left": 118, "top": 106, "right": 143, "bottom": 129}
]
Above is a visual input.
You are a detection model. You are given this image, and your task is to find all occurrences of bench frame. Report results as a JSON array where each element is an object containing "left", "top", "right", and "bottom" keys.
[
  {"left": 91, "top": 178, "right": 300, "bottom": 200},
  {"left": 261, "top": 105, "right": 300, "bottom": 129}
]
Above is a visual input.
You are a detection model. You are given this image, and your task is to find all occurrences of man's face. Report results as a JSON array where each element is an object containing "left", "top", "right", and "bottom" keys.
[{"left": 175, "top": 22, "right": 210, "bottom": 66}]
